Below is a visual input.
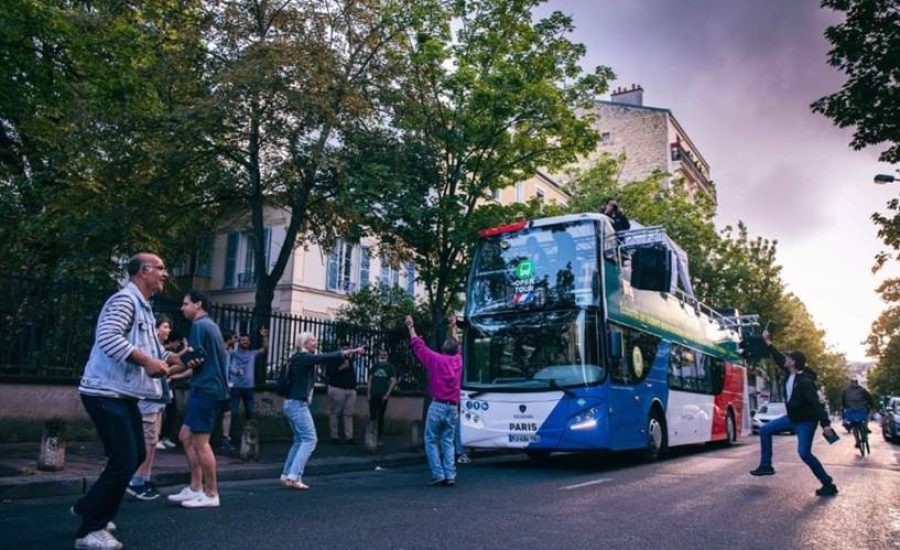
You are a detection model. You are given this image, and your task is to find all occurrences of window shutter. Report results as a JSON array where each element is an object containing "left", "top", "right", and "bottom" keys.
[{"left": 224, "top": 232, "right": 239, "bottom": 288}]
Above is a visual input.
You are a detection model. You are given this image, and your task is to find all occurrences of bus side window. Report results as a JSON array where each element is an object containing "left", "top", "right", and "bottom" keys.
[{"left": 668, "top": 346, "right": 683, "bottom": 389}]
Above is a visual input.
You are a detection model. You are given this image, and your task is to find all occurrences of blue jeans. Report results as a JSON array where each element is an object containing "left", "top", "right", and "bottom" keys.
[
  {"left": 455, "top": 407, "right": 465, "bottom": 456},
  {"left": 75, "top": 395, "right": 145, "bottom": 537},
  {"left": 759, "top": 415, "right": 833, "bottom": 485},
  {"left": 425, "top": 401, "right": 458, "bottom": 481},
  {"left": 282, "top": 400, "right": 317, "bottom": 481}
]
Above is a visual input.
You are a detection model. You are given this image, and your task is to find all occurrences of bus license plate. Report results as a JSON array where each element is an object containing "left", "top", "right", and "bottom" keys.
[{"left": 509, "top": 434, "right": 540, "bottom": 443}]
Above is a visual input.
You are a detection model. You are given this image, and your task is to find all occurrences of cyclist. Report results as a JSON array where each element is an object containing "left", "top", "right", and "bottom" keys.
[{"left": 841, "top": 379, "right": 874, "bottom": 447}]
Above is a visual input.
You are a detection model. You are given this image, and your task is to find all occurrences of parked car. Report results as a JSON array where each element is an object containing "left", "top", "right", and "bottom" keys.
[
  {"left": 751, "top": 402, "right": 792, "bottom": 435},
  {"left": 881, "top": 397, "right": 900, "bottom": 444}
]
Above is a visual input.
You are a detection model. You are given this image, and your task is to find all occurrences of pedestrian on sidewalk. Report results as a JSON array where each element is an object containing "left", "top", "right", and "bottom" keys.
[
  {"left": 750, "top": 330, "right": 838, "bottom": 497},
  {"left": 125, "top": 315, "right": 177, "bottom": 501},
  {"left": 406, "top": 313, "right": 462, "bottom": 487},
  {"left": 160, "top": 332, "right": 189, "bottom": 450},
  {"left": 72, "top": 253, "right": 196, "bottom": 550},
  {"left": 367, "top": 349, "right": 397, "bottom": 445},
  {"left": 280, "top": 333, "right": 365, "bottom": 489},
  {"left": 167, "top": 290, "right": 230, "bottom": 509},
  {"left": 221, "top": 328, "right": 268, "bottom": 452},
  {"left": 218, "top": 330, "right": 237, "bottom": 453},
  {"left": 327, "top": 343, "right": 359, "bottom": 444}
]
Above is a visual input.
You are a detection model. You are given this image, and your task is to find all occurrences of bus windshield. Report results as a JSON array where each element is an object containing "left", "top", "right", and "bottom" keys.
[
  {"left": 464, "top": 310, "right": 604, "bottom": 390},
  {"left": 467, "top": 221, "right": 599, "bottom": 315}
]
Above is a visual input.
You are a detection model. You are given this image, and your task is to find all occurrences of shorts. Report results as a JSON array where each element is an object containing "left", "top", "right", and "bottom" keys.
[
  {"left": 141, "top": 410, "right": 163, "bottom": 445},
  {"left": 184, "top": 392, "right": 223, "bottom": 434}
]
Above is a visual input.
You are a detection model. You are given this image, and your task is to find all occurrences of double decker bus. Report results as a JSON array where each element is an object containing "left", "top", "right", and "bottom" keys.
[{"left": 460, "top": 213, "right": 752, "bottom": 459}]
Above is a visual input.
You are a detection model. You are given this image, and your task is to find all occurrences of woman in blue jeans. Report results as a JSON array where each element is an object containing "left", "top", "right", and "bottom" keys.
[
  {"left": 750, "top": 330, "right": 838, "bottom": 497},
  {"left": 280, "top": 333, "right": 364, "bottom": 489}
]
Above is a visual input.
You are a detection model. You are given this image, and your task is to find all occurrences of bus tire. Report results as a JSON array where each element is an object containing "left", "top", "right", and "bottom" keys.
[{"left": 642, "top": 408, "right": 666, "bottom": 462}]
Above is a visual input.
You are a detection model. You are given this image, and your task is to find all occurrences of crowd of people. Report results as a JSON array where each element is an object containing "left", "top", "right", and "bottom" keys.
[{"left": 72, "top": 251, "right": 465, "bottom": 549}]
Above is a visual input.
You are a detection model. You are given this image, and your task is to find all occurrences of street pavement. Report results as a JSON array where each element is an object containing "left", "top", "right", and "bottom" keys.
[{"left": 2, "top": 433, "right": 899, "bottom": 550}]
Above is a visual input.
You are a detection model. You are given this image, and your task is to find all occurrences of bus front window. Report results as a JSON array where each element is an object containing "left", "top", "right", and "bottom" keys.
[
  {"left": 467, "top": 222, "right": 599, "bottom": 315},
  {"left": 465, "top": 310, "right": 604, "bottom": 390}
]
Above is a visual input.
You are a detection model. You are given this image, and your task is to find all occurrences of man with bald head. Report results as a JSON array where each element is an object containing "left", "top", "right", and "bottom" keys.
[{"left": 73, "top": 253, "right": 195, "bottom": 549}]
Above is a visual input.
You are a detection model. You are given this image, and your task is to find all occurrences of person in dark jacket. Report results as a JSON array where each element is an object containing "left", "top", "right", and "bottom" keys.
[
  {"left": 279, "top": 333, "right": 364, "bottom": 489},
  {"left": 601, "top": 199, "right": 631, "bottom": 232},
  {"left": 750, "top": 330, "right": 838, "bottom": 497}
]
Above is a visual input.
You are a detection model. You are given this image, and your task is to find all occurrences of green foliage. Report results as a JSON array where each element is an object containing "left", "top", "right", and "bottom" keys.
[
  {"left": 0, "top": 0, "right": 220, "bottom": 288},
  {"left": 363, "top": 0, "right": 612, "bottom": 343},
  {"left": 865, "top": 281, "right": 900, "bottom": 396},
  {"left": 334, "top": 282, "right": 428, "bottom": 334},
  {"left": 812, "top": 0, "right": 900, "bottom": 164}
]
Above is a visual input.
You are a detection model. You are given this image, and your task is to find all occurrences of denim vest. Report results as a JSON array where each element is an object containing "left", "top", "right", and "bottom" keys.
[{"left": 79, "top": 283, "right": 164, "bottom": 400}]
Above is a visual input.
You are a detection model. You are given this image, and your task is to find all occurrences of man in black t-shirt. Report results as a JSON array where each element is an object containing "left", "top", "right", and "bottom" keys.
[
  {"left": 367, "top": 349, "right": 398, "bottom": 444},
  {"left": 326, "top": 344, "right": 359, "bottom": 444}
]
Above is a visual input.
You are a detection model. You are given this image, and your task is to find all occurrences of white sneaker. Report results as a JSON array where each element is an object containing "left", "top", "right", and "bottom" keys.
[
  {"left": 180, "top": 493, "right": 220, "bottom": 508},
  {"left": 69, "top": 506, "right": 116, "bottom": 532},
  {"left": 74, "top": 529, "right": 123, "bottom": 549},
  {"left": 161, "top": 438, "right": 176, "bottom": 449},
  {"left": 166, "top": 486, "right": 204, "bottom": 503},
  {"left": 155, "top": 441, "right": 166, "bottom": 450}
]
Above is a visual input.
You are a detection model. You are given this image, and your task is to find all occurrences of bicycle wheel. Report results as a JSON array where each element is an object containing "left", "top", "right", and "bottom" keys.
[
  {"left": 860, "top": 424, "right": 870, "bottom": 456},
  {"left": 852, "top": 424, "right": 865, "bottom": 457}
]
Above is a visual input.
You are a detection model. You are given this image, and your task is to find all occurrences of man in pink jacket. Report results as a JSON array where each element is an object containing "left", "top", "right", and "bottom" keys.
[{"left": 406, "top": 314, "right": 462, "bottom": 486}]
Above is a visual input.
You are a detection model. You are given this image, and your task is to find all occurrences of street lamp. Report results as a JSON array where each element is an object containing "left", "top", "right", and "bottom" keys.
[{"left": 874, "top": 174, "right": 897, "bottom": 184}]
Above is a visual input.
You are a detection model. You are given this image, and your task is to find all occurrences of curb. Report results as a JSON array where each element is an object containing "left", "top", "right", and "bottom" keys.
[{"left": 0, "top": 452, "right": 426, "bottom": 502}]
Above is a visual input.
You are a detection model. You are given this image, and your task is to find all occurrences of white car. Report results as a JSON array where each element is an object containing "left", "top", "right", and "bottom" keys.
[{"left": 751, "top": 402, "right": 793, "bottom": 435}]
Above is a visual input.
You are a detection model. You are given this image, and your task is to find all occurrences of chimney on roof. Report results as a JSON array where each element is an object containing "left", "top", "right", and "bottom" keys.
[{"left": 611, "top": 83, "right": 644, "bottom": 106}]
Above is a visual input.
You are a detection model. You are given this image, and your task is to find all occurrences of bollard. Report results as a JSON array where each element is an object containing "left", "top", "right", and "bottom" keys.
[
  {"left": 410, "top": 420, "right": 422, "bottom": 449},
  {"left": 37, "top": 418, "right": 67, "bottom": 472},
  {"left": 364, "top": 420, "right": 378, "bottom": 455},
  {"left": 239, "top": 419, "right": 260, "bottom": 462}
]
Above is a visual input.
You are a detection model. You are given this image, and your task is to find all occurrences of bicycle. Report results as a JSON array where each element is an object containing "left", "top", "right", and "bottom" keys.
[{"left": 844, "top": 409, "right": 870, "bottom": 457}]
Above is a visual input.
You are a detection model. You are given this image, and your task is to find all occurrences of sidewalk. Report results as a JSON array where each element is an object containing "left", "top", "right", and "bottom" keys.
[{"left": 0, "top": 435, "right": 424, "bottom": 501}]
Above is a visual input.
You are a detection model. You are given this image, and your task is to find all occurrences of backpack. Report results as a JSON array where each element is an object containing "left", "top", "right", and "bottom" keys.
[{"left": 274, "top": 355, "right": 294, "bottom": 397}]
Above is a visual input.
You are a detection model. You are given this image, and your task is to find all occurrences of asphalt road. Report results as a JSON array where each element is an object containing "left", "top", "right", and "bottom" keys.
[{"left": 3, "top": 432, "right": 899, "bottom": 550}]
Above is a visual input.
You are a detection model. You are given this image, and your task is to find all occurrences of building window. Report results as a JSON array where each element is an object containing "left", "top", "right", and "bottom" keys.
[
  {"left": 224, "top": 232, "right": 239, "bottom": 289},
  {"left": 224, "top": 229, "right": 271, "bottom": 289},
  {"left": 359, "top": 246, "right": 370, "bottom": 289},
  {"left": 535, "top": 187, "right": 545, "bottom": 204},
  {"left": 601, "top": 132, "right": 612, "bottom": 144},
  {"left": 491, "top": 188, "right": 501, "bottom": 201},
  {"left": 405, "top": 262, "right": 416, "bottom": 295},
  {"left": 380, "top": 257, "right": 401, "bottom": 287},
  {"left": 326, "top": 239, "right": 356, "bottom": 294},
  {"left": 196, "top": 234, "right": 213, "bottom": 277},
  {"left": 515, "top": 181, "right": 524, "bottom": 202}
]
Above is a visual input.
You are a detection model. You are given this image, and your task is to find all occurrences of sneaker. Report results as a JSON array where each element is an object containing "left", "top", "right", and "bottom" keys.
[
  {"left": 219, "top": 439, "right": 235, "bottom": 453},
  {"left": 444, "top": 478, "right": 456, "bottom": 486},
  {"left": 69, "top": 506, "right": 116, "bottom": 532},
  {"left": 749, "top": 465, "right": 775, "bottom": 476},
  {"left": 815, "top": 483, "right": 838, "bottom": 497},
  {"left": 456, "top": 453, "right": 471, "bottom": 464},
  {"left": 155, "top": 441, "right": 167, "bottom": 450},
  {"left": 167, "top": 486, "right": 204, "bottom": 503},
  {"left": 428, "top": 477, "right": 446, "bottom": 486},
  {"left": 181, "top": 493, "right": 220, "bottom": 508},
  {"left": 129, "top": 483, "right": 160, "bottom": 501},
  {"left": 161, "top": 438, "right": 176, "bottom": 449},
  {"left": 74, "top": 529, "right": 123, "bottom": 549}
]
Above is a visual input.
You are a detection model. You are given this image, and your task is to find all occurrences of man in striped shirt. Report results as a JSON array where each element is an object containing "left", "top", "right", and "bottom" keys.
[{"left": 73, "top": 253, "right": 194, "bottom": 550}]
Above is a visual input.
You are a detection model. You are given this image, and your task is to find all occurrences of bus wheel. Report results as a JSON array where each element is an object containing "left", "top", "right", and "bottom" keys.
[
  {"left": 725, "top": 410, "right": 736, "bottom": 446},
  {"left": 525, "top": 450, "right": 552, "bottom": 463},
  {"left": 643, "top": 410, "right": 666, "bottom": 462}
]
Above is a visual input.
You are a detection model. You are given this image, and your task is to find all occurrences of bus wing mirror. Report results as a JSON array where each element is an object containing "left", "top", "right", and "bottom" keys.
[
  {"left": 630, "top": 247, "right": 671, "bottom": 292},
  {"left": 608, "top": 331, "right": 623, "bottom": 359}
]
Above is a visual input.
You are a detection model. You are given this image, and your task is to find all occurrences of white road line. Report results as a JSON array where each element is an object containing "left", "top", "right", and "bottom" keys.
[{"left": 560, "top": 478, "right": 612, "bottom": 491}]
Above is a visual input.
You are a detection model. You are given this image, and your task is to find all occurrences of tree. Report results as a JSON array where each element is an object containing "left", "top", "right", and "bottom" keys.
[
  {"left": 865, "top": 280, "right": 900, "bottom": 396},
  {"left": 367, "top": 0, "right": 613, "bottom": 344},
  {"left": 0, "top": 0, "right": 217, "bottom": 288},
  {"left": 812, "top": 0, "right": 900, "bottom": 164},
  {"left": 188, "top": 0, "right": 424, "bottom": 329}
]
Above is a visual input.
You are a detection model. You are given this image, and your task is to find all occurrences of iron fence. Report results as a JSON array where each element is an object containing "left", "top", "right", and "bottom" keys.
[{"left": 0, "top": 275, "right": 425, "bottom": 391}]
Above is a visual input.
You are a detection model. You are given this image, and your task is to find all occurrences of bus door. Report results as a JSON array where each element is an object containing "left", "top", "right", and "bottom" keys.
[{"left": 606, "top": 327, "right": 644, "bottom": 449}]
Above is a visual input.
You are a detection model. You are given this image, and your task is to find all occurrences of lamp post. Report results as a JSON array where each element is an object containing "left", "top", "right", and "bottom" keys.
[{"left": 874, "top": 174, "right": 897, "bottom": 184}]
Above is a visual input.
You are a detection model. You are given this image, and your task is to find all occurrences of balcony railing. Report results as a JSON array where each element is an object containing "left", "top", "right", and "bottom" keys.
[
  {"left": 237, "top": 271, "right": 257, "bottom": 288},
  {"left": 670, "top": 144, "right": 711, "bottom": 190}
]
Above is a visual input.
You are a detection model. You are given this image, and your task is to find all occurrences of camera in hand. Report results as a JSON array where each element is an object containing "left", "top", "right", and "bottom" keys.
[{"left": 181, "top": 349, "right": 206, "bottom": 369}]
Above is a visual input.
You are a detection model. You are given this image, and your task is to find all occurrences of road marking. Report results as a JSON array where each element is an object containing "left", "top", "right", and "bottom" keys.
[{"left": 560, "top": 478, "right": 611, "bottom": 491}]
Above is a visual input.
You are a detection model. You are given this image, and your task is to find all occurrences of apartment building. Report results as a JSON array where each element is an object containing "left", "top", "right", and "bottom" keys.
[{"left": 581, "top": 85, "right": 715, "bottom": 203}]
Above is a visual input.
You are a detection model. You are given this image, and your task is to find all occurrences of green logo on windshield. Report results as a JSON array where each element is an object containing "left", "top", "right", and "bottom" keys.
[{"left": 516, "top": 259, "right": 535, "bottom": 280}]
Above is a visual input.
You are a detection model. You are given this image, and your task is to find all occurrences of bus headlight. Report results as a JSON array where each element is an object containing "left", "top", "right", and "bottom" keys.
[{"left": 568, "top": 407, "right": 600, "bottom": 431}]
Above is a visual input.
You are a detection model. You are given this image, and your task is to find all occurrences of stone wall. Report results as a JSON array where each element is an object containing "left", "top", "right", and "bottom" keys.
[{"left": 0, "top": 383, "right": 425, "bottom": 442}]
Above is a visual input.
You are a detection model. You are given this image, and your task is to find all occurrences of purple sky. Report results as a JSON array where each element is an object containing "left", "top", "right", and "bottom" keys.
[{"left": 543, "top": 0, "right": 897, "bottom": 360}]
